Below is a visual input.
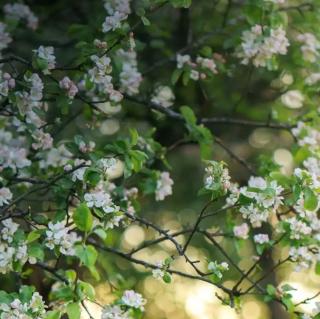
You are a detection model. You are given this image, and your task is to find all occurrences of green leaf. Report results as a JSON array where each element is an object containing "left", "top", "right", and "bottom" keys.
[
  {"left": 129, "top": 129, "right": 139, "bottom": 146},
  {"left": 66, "top": 302, "right": 81, "bottom": 319},
  {"left": 33, "top": 57, "right": 48, "bottom": 72},
  {"left": 45, "top": 310, "right": 62, "bottom": 319},
  {"left": 180, "top": 106, "right": 213, "bottom": 159},
  {"left": 244, "top": 4, "right": 263, "bottom": 25},
  {"left": 84, "top": 168, "right": 101, "bottom": 187},
  {"left": 19, "top": 285, "right": 35, "bottom": 303},
  {"left": 51, "top": 286, "right": 74, "bottom": 302},
  {"left": 76, "top": 281, "right": 95, "bottom": 300},
  {"left": 316, "top": 262, "right": 320, "bottom": 275},
  {"left": 170, "top": 0, "right": 192, "bottom": 8},
  {"left": 27, "top": 230, "right": 41, "bottom": 243},
  {"left": 281, "top": 284, "right": 295, "bottom": 292},
  {"left": 75, "top": 245, "right": 98, "bottom": 268},
  {"left": 269, "top": 172, "right": 291, "bottom": 188},
  {"left": 266, "top": 284, "right": 276, "bottom": 297},
  {"left": 141, "top": 16, "right": 151, "bottom": 26},
  {"left": 0, "top": 291, "right": 13, "bottom": 304},
  {"left": 128, "top": 150, "right": 148, "bottom": 173},
  {"left": 180, "top": 106, "right": 197, "bottom": 125},
  {"left": 94, "top": 228, "right": 107, "bottom": 240},
  {"left": 28, "top": 243, "right": 45, "bottom": 262},
  {"left": 303, "top": 187, "right": 318, "bottom": 211},
  {"left": 89, "top": 265, "right": 100, "bottom": 281},
  {"left": 282, "top": 296, "right": 294, "bottom": 313},
  {"left": 73, "top": 203, "right": 93, "bottom": 232},
  {"left": 65, "top": 270, "right": 77, "bottom": 282},
  {"left": 162, "top": 272, "right": 171, "bottom": 283},
  {"left": 171, "top": 69, "right": 183, "bottom": 85}
]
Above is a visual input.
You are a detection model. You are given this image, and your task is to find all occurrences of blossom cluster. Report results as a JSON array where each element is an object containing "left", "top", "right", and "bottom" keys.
[
  {"left": 102, "top": 0, "right": 131, "bottom": 33},
  {"left": 0, "top": 187, "right": 12, "bottom": 206},
  {"left": 297, "top": 32, "right": 320, "bottom": 63},
  {"left": 0, "top": 290, "right": 47, "bottom": 319},
  {"left": 239, "top": 177, "right": 283, "bottom": 227},
  {"left": 101, "top": 290, "right": 146, "bottom": 319},
  {"left": 45, "top": 221, "right": 81, "bottom": 256},
  {"left": 152, "top": 259, "right": 172, "bottom": 283},
  {"left": 33, "top": 46, "right": 56, "bottom": 74},
  {"left": 237, "top": 25, "right": 289, "bottom": 68},
  {"left": 176, "top": 53, "right": 218, "bottom": 80},
  {"left": 208, "top": 261, "right": 229, "bottom": 282},
  {"left": 292, "top": 121, "right": 320, "bottom": 150},
  {"left": 0, "top": 129, "right": 31, "bottom": 171},
  {"left": 0, "top": 71, "right": 15, "bottom": 100},
  {"left": 204, "top": 161, "right": 231, "bottom": 196},
  {"left": 3, "top": 3, "right": 38, "bottom": 30},
  {"left": 155, "top": 171, "right": 174, "bottom": 201},
  {"left": 151, "top": 86, "right": 175, "bottom": 108},
  {"left": 117, "top": 48, "right": 142, "bottom": 96},
  {"left": 84, "top": 186, "right": 119, "bottom": 214},
  {"left": 59, "top": 76, "right": 78, "bottom": 100},
  {"left": 0, "top": 22, "right": 12, "bottom": 55},
  {"left": 0, "top": 219, "right": 35, "bottom": 274}
]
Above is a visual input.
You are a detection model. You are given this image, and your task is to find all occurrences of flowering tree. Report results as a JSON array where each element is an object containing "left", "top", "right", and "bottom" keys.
[{"left": 1, "top": 0, "right": 320, "bottom": 318}]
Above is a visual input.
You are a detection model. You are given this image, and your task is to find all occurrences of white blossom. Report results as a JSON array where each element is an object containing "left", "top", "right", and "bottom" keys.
[
  {"left": 176, "top": 54, "right": 191, "bottom": 68},
  {"left": 104, "top": 0, "right": 131, "bottom": 16},
  {"left": 196, "top": 56, "right": 218, "bottom": 74},
  {"left": 0, "top": 291, "right": 47, "bottom": 318},
  {"left": 265, "top": 0, "right": 286, "bottom": 3},
  {"left": 239, "top": 204, "right": 269, "bottom": 228},
  {"left": 208, "top": 261, "right": 229, "bottom": 279},
  {"left": 101, "top": 305, "right": 129, "bottom": 319},
  {"left": 152, "top": 261, "right": 167, "bottom": 280},
  {"left": 225, "top": 183, "right": 240, "bottom": 207},
  {"left": 32, "top": 130, "right": 53, "bottom": 150},
  {"left": 289, "top": 246, "right": 313, "bottom": 271},
  {"left": 155, "top": 171, "right": 174, "bottom": 201},
  {"left": 84, "top": 187, "right": 119, "bottom": 213},
  {"left": 102, "top": 0, "right": 131, "bottom": 33},
  {"left": 151, "top": 86, "right": 175, "bottom": 108},
  {"left": 45, "top": 221, "right": 80, "bottom": 256},
  {"left": 103, "top": 12, "right": 126, "bottom": 32},
  {"left": 239, "top": 177, "right": 283, "bottom": 227},
  {"left": 33, "top": 46, "right": 56, "bottom": 74},
  {"left": 204, "top": 161, "right": 231, "bottom": 193},
  {"left": 0, "top": 187, "right": 12, "bottom": 207},
  {"left": 287, "top": 217, "right": 312, "bottom": 240},
  {"left": 4, "top": 3, "right": 38, "bottom": 30},
  {"left": 233, "top": 223, "right": 249, "bottom": 239},
  {"left": 94, "top": 39, "right": 108, "bottom": 49},
  {"left": 0, "top": 22, "right": 12, "bottom": 52},
  {"left": 117, "top": 49, "right": 142, "bottom": 96},
  {"left": 0, "top": 71, "right": 15, "bottom": 99},
  {"left": 190, "top": 69, "right": 200, "bottom": 80},
  {"left": 297, "top": 33, "right": 320, "bottom": 63},
  {"left": 59, "top": 76, "right": 78, "bottom": 99},
  {"left": 305, "top": 73, "right": 320, "bottom": 85},
  {"left": 253, "top": 233, "right": 269, "bottom": 244},
  {"left": 121, "top": 290, "right": 146, "bottom": 311},
  {"left": 281, "top": 90, "right": 304, "bottom": 109},
  {"left": 0, "top": 219, "right": 34, "bottom": 274},
  {"left": 292, "top": 122, "right": 320, "bottom": 150},
  {"left": 237, "top": 25, "right": 289, "bottom": 68},
  {"left": 71, "top": 159, "right": 91, "bottom": 182},
  {"left": 1, "top": 219, "right": 18, "bottom": 243},
  {"left": 0, "top": 129, "right": 31, "bottom": 171},
  {"left": 40, "top": 144, "right": 72, "bottom": 168}
]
